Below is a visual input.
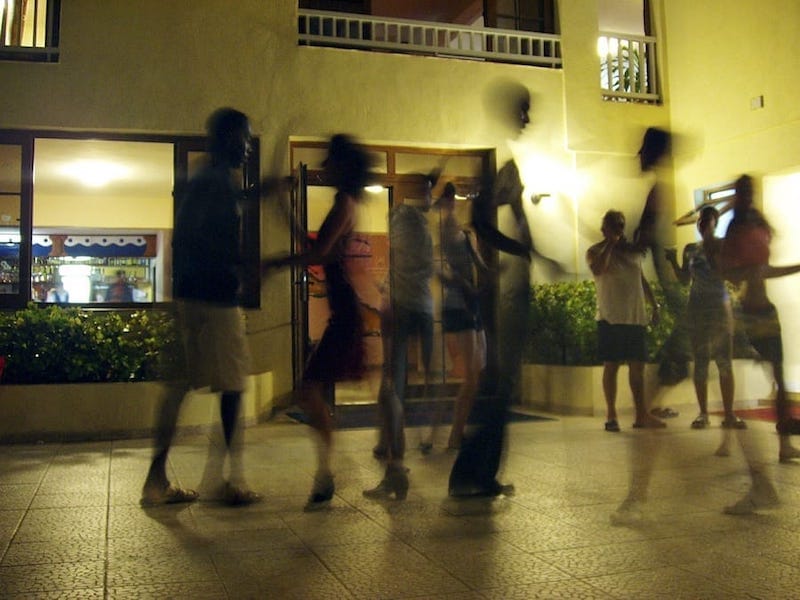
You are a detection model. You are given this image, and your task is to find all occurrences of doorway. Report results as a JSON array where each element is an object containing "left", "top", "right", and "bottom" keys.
[{"left": 290, "top": 141, "right": 492, "bottom": 406}]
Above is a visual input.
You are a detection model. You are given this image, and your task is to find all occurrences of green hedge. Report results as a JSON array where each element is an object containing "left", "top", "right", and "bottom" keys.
[
  {"left": 526, "top": 280, "right": 681, "bottom": 365},
  {"left": 0, "top": 304, "right": 183, "bottom": 384}
]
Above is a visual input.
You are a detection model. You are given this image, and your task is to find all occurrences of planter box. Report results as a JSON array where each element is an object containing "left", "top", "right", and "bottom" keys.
[
  {"left": 0, "top": 371, "right": 274, "bottom": 443},
  {"left": 521, "top": 360, "right": 773, "bottom": 416}
]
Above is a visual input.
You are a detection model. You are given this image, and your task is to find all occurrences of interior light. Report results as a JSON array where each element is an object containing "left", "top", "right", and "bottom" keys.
[
  {"left": 597, "top": 36, "right": 619, "bottom": 57},
  {"left": 59, "top": 159, "right": 131, "bottom": 188},
  {"left": 365, "top": 185, "right": 384, "bottom": 193}
]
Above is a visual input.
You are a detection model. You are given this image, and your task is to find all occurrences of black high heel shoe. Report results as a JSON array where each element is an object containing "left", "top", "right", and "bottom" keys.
[
  {"left": 304, "top": 473, "right": 334, "bottom": 511},
  {"left": 385, "top": 464, "right": 409, "bottom": 500},
  {"left": 363, "top": 464, "right": 409, "bottom": 500}
]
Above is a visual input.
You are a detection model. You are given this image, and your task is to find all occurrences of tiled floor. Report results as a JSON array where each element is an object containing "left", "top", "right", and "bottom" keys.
[{"left": 1, "top": 405, "right": 800, "bottom": 599}]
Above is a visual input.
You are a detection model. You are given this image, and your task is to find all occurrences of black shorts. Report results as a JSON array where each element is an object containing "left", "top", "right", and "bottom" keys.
[
  {"left": 741, "top": 304, "right": 783, "bottom": 365},
  {"left": 597, "top": 320, "right": 647, "bottom": 363},
  {"left": 442, "top": 308, "right": 477, "bottom": 333}
]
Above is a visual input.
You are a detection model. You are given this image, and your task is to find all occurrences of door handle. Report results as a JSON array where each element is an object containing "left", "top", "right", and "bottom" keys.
[{"left": 295, "top": 269, "right": 308, "bottom": 302}]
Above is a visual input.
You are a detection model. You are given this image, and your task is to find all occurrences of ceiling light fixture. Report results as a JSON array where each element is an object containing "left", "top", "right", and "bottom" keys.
[{"left": 59, "top": 159, "right": 131, "bottom": 188}]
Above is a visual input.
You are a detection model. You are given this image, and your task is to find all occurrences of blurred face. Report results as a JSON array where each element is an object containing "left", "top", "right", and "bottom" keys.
[
  {"left": 698, "top": 214, "right": 717, "bottom": 237},
  {"left": 438, "top": 192, "right": 455, "bottom": 214},
  {"left": 517, "top": 98, "right": 531, "bottom": 131},
  {"left": 225, "top": 122, "right": 252, "bottom": 167},
  {"left": 602, "top": 213, "right": 625, "bottom": 238}
]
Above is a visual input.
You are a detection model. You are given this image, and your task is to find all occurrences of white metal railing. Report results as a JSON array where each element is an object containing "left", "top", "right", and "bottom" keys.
[
  {"left": 598, "top": 31, "right": 659, "bottom": 103},
  {"left": 298, "top": 9, "right": 561, "bottom": 68},
  {"left": 0, "top": 0, "right": 60, "bottom": 62}
]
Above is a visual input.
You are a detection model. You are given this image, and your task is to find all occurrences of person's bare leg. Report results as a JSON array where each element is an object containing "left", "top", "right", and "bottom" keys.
[
  {"left": 690, "top": 356, "right": 711, "bottom": 429},
  {"left": 772, "top": 361, "right": 800, "bottom": 461},
  {"left": 694, "top": 365, "right": 709, "bottom": 416},
  {"left": 631, "top": 361, "right": 664, "bottom": 427},
  {"left": 142, "top": 382, "right": 198, "bottom": 504},
  {"left": 725, "top": 427, "right": 780, "bottom": 514},
  {"left": 448, "top": 330, "right": 479, "bottom": 449},
  {"left": 215, "top": 391, "right": 260, "bottom": 504},
  {"left": 720, "top": 368, "right": 737, "bottom": 422},
  {"left": 300, "top": 381, "right": 336, "bottom": 508},
  {"left": 603, "top": 362, "right": 620, "bottom": 423}
]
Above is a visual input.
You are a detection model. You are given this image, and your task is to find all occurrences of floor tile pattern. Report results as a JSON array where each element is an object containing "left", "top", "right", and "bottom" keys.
[{"left": 1, "top": 407, "right": 799, "bottom": 598}]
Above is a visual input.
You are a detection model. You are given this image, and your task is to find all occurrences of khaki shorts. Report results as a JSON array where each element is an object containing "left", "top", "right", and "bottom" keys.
[{"left": 177, "top": 300, "right": 251, "bottom": 393}]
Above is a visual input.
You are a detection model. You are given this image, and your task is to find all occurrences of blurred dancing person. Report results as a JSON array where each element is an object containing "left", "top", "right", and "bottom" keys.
[
  {"left": 666, "top": 206, "right": 744, "bottom": 429},
  {"left": 448, "top": 80, "right": 534, "bottom": 498},
  {"left": 436, "top": 182, "right": 487, "bottom": 450},
  {"left": 721, "top": 174, "right": 800, "bottom": 463},
  {"left": 142, "top": 107, "right": 260, "bottom": 506},
  {"left": 633, "top": 127, "right": 686, "bottom": 416},
  {"left": 364, "top": 173, "right": 436, "bottom": 499},
  {"left": 263, "top": 134, "right": 370, "bottom": 509}
]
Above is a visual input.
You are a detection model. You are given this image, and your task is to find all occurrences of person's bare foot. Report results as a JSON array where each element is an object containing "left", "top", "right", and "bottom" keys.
[{"left": 632, "top": 414, "right": 666, "bottom": 429}]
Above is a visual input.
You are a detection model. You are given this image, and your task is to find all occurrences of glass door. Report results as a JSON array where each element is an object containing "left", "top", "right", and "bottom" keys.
[{"left": 289, "top": 142, "right": 492, "bottom": 409}]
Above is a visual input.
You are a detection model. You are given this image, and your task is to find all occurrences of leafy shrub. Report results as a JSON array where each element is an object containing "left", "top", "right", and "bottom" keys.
[
  {"left": 0, "top": 304, "right": 183, "bottom": 384},
  {"left": 526, "top": 280, "right": 681, "bottom": 365}
]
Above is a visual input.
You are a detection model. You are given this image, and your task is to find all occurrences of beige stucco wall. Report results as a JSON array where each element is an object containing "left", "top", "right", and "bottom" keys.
[
  {"left": 0, "top": 0, "right": 575, "bottom": 400},
  {"left": 663, "top": 0, "right": 800, "bottom": 247}
]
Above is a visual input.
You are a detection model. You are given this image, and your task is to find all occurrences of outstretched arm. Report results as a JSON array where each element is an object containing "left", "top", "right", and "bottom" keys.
[
  {"left": 665, "top": 244, "right": 692, "bottom": 285},
  {"left": 471, "top": 197, "right": 532, "bottom": 259},
  {"left": 262, "top": 196, "right": 354, "bottom": 272},
  {"left": 763, "top": 263, "right": 800, "bottom": 279}
]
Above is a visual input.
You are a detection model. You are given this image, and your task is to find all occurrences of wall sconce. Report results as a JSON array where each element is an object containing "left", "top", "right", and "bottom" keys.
[{"left": 531, "top": 193, "right": 550, "bottom": 205}]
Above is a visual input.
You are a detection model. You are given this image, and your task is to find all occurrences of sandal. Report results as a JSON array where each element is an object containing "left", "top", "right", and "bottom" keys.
[
  {"left": 691, "top": 414, "right": 710, "bottom": 429},
  {"left": 605, "top": 419, "right": 620, "bottom": 432},
  {"left": 222, "top": 482, "right": 262, "bottom": 506},
  {"left": 721, "top": 416, "right": 747, "bottom": 430},
  {"left": 140, "top": 484, "right": 199, "bottom": 506}
]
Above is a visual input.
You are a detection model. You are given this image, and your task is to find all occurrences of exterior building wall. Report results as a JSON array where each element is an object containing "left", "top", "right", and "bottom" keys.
[
  {"left": 3, "top": 1, "right": 798, "bottom": 395},
  {"left": 663, "top": 0, "right": 800, "bottom": 246}
]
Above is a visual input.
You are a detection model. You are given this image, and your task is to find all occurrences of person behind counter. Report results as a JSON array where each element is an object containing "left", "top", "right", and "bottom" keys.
[
  {"left": 46, "top": 277, "right": 70, "bottom": 305},
  {"left": 105, "top": 270, "right": 134, "bottom": 302}
]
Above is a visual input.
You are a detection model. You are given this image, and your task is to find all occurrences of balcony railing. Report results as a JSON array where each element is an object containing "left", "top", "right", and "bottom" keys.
[
  {"left": 598, "top": 32, "right": 659, "bottom": 103},
  {"left": 298, "top": 9, "right": 561, "bottom": 68},
  {"left": 0, "top": 0, "right": 60, "bottom": 62}
]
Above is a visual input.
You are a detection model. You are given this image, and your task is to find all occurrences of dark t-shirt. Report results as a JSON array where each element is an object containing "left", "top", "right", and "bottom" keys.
[{"left": 172, "top": 163, "right": 242, "bottom": 305}]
